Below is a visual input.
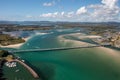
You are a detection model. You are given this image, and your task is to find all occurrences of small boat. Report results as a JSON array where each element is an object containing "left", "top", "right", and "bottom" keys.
[
  {"left": 15, "top": 69, "right": 20, "bottom": 72},
  {"left": 21, "top": 60, "right": 25, "bottom": 62}
]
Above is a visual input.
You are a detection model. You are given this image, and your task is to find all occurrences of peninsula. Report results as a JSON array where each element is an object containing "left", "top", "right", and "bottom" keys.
[
  {"left": 0, "top": 50, "right": 39, "bottom": 79},
  {"left": 0, "top": 34, "right": 25, "bottom": 47}
]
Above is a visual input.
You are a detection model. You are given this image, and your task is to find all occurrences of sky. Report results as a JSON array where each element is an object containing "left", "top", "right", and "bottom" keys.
[{"left": 0, "top": 0, "right": 120, "bottom": 22}]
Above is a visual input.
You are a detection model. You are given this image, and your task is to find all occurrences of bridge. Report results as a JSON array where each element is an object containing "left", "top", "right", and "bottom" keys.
[
  {"left": 11, "top": 45, "right": 107, "bottom": 53},
  {"left": 7, "top": 44, "right": 109, "bottom": 79}
]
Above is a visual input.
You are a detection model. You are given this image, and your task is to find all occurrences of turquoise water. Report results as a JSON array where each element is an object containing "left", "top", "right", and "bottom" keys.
[{"left": 2, "top": 28, "right": 120, "bottom": 80}]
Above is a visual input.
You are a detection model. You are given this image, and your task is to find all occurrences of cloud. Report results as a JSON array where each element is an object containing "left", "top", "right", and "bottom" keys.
[
  {"left": 61, "top": 12, "right": 65, "bottom": 16},
  {"left": 26, "top": 15, "right": 33, "bottom": 18},
  {"left": 40, "top": 13, "right": 53, "bottom": 17},
  {"left": 40, "top": 11, "right": 74, "bottom": 19},
  {"left": 40, "top": 12, "right": 59, "bottom": 18},
  {"left": 87, "top": 0, "right": 120, "bottom": 21},
  {"left": 76, "top": 6, "right": 87, "bottom": 15},
  {"left": 53, "top": 12, "right": 58, "bottom": 16},
  {"left": 39, "top": 0, "right": 120, "bottom": 21},
  {"left": 66, "top": 11, "right": 74, "bottom": 18},
  {"left": 0, "top": 0, "right": 119, "bottom": 21},
  {"left": 101, "top": 0, "right": 118, "bottom": 9},
  {"left": 43, "top": 1, "right": 55, "bottom": 7}
]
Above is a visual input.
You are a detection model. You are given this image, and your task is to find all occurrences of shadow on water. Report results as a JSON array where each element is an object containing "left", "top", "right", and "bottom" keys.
[
  {"left": 0, "top": 60, "right": 7, "bottom": 80},
  {"left": 25, "top": 60, "right": 56, "bottom": 80}
]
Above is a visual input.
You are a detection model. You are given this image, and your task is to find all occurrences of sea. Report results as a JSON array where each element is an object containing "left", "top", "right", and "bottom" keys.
[{"left": 1, "top": 28, "right": 120, "bottom": 80}]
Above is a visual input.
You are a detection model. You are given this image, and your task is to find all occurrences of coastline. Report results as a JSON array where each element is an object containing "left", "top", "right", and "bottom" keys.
[
  {"left": 58, "top": 33, "right": 99, "bottom": 47},
  {"left": 58, "top": 33, "right": 120, "bottom": 59},
  {"left": 0, "top": 37, "right": 31, "bottom": 48}
]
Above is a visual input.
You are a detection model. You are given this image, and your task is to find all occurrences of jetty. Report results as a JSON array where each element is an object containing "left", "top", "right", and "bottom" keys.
[{"left": 13, "top": 59, "right": 39, "bottom": 79}]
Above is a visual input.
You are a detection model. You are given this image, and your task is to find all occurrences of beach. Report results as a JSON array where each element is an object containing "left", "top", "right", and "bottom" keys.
[
  {"left": 58, "top": 33, "right": 100, "bottom": 47},
  {"left": 0, "top": 37, "right": 31, "bottom": 48},
  {"left": 58, "top": 33, "right": 120, "bottom": 58}
]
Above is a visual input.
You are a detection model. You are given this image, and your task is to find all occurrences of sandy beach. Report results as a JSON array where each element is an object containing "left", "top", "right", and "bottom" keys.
[
  {"left": 0, "top": 37, "right": 31, "bottom": 48},
  {"left": 22, "top": 37, "right": 31, "bottom": 41},
  {"left": 96, "top": 47, "right": 120, "bottom": 59},
  {"left": 66, "top": 33, "right": 101, "bottom": 39},
  {"left": 58, "top": 33, "right": 99, "bottom": 47},
  {"left": 0, "top": 43, "right": 24, "bottom": 48},
  {"left": 58, "top": 33, "right": 120, "bottom": 60}
]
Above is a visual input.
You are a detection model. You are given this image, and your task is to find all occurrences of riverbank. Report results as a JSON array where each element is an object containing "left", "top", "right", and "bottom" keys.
[
  {"left": 0, "top": 37, "right": 31, "bottom": 48},
  {"left": 58, "top": 33, "right": 120, "bottom": 57},
  {"left": 58, "top": 33, "right": 100, "bottom": 47}
]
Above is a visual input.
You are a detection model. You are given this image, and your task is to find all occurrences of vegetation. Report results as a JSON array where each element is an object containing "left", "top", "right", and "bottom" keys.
[
  {"left": 0, "top": 22, "right": 120, "bottom": 48},
  {"left": 0, "top": 50, "right": 9, "bottom": 57},
  {"left": 0, "top": 50, "right": 13, "bottom": 80},
  {"left": 0, "top": 50, "right": 15, "bottom": 67},
  {"left": 0, "top": 50, "right": 14, "bottom": 60},
  {"left": 0, "top": 24, "right": 52, "bottom": 32},
  {"left": 0, "top": 34, "right": 25, "bottom": 46}
]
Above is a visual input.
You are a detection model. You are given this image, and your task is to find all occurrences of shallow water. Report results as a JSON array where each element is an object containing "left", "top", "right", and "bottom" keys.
[{"left": 2, "top": 28, "right": 120, "bottom": 80}]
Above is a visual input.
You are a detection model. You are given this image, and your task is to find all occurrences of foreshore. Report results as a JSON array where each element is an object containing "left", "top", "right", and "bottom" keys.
[
  {"left": 0, "top": 37, "right": 31, "bottom": 48},
  {"left": 58, "top": 33, "right": 120, "bottom": 58},
  {"left": 58, "top": 33, "right": 100, "bottom": 47}
]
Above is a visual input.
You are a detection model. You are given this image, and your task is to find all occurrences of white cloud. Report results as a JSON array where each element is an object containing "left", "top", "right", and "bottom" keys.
[
  {"left": 26, "top": 15, "right": 33, "bottom": 18},
  {"left": 40, "top": 13, "right": 52, "bottom": 17},
  {"left": 43, "top": 3, "right": 52, "bottom": 7},
  {"left": 101, "top": 0, "right": 118, "bottom": 9},
  {"left": 66, "top": 11, "right": 74, "bottom": 18},
  {"left": 1, "top": 0, "right": 119, "bottom": 21},
  {"left": 53, "top": 12, "right": 59, "bottom": 17},
  {"left": 40, "top": 12, "right": 59, "bottom": 18},
  {"left": 53, "top": 12, "right": 58, "bottom": 16},
  {"left": 43, "top": 1, "right": 55, "bottom": 7},
  {"left": 76, "top": 6, "right": 87, "bottom": 15},
  {"left": 61, "top": 12, "right": 65, "bottom": 16},
  {"left": 87, "top": 0, "right": 120, "bottom": 21},
  {"left": 40, "top": 11, "right": 74, "bottom": 18},
  {"left": 39, "top": 0, "right": 120, "bottom": 21}
]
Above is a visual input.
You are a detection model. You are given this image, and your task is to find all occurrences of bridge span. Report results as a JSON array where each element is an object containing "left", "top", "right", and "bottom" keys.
[
  {"left": 7, "top": 44, "right": 109, "bottom": 79},
  {"left": 11, "top": 45, "right": 105, "bottom": 53}
]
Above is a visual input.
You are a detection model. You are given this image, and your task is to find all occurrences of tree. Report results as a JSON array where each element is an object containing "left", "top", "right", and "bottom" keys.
[{"left": 0, "top": 50, "right": 9, "bottom": 57}]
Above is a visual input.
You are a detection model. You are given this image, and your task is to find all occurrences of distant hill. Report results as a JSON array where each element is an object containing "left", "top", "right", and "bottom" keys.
[
  {"left": 0, "top": 21, "right": 120, "bottom": 27},
  {"left": 0, "top": 21, "right": 55, "bottom": 26}
]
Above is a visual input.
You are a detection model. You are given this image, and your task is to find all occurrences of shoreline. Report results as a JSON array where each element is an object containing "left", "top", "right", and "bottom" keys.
[
  {"left": 0, "top": 37, "right": 31, "bottom": 48},
  {"left": 58, "top": 33, "right": 99, "bottom": 47},
  {"left": 58, "top": 33, "right": 120, "bottom": 59}
]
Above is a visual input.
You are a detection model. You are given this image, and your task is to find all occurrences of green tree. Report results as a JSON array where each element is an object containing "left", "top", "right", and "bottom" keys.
[{"left": 0, "top": 50, "right": 9, "bottom": 57}]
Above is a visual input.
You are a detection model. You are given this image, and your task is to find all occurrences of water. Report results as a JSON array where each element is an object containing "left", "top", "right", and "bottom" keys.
[{"left": 2, "top": 28, "right": 120, "bottom": 80}]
